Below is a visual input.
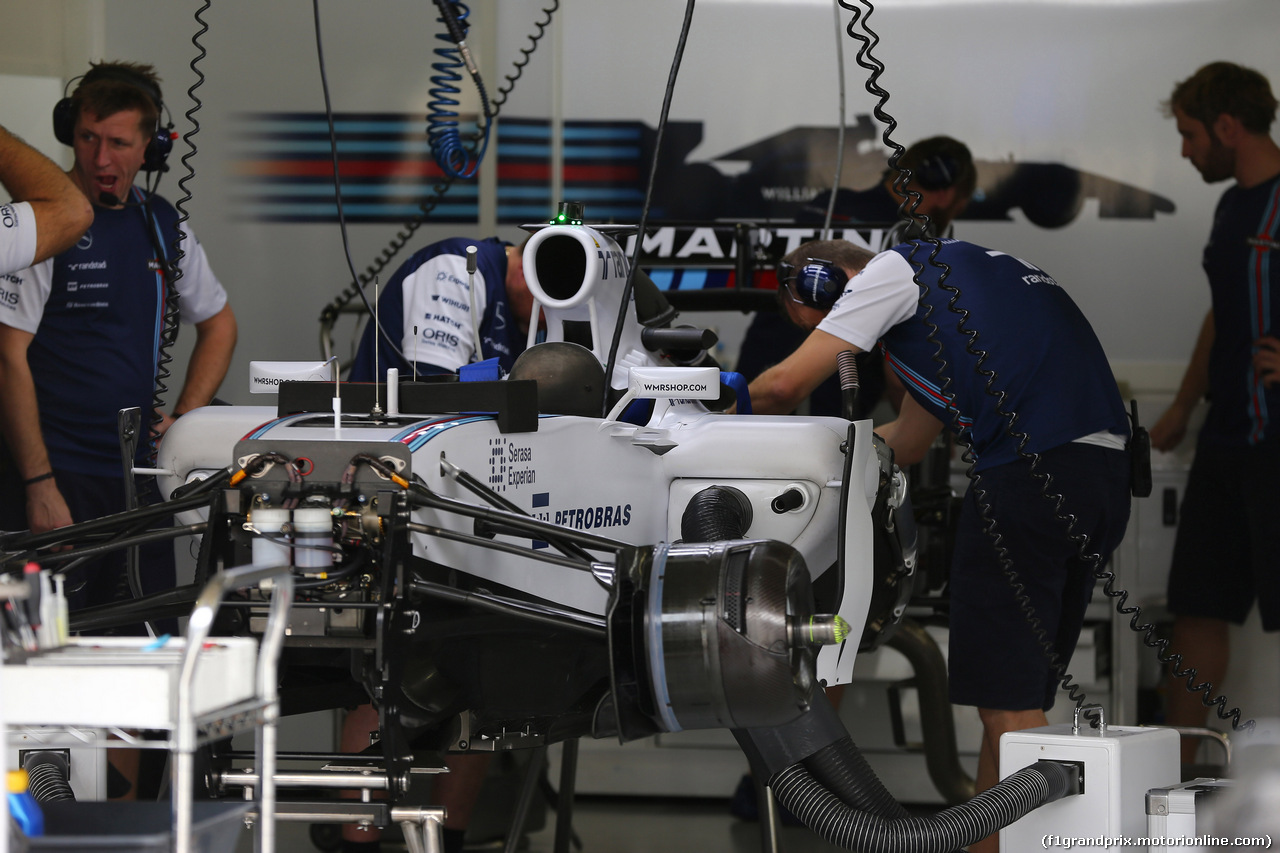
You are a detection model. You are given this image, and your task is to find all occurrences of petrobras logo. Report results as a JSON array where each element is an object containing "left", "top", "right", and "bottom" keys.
[
  {"left": 0, "top": 204, "right": 16, "bottom": 229},
  {"left": 554, "top": 503, "right": 632, "bottom": 531}
]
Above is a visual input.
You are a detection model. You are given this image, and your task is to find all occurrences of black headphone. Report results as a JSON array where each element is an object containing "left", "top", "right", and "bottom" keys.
[
  {"left": 781, "top": 258, "right": 848, "bottom": 310},
  {"left": 914, "top": 152, "right": 960, "bottom": 192},
  {"left": 53, "top": 66, "right": 173, "bottom": 173}
]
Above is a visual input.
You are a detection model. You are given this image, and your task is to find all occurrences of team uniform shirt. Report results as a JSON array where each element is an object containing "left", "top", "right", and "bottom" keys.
[
  {"left": 817, "top": 239, "right": 1129, "bottom": 470},
  {"left": 1199, "top": 174, "right": 1280, "bottom": 447},
  {"left": 0, "top": 200, "right": 37, "bottom": 276},
  {"left": 0, "top": 188, "right": 227, "bottom": 477},
  {"left": 349, "top": 237, "right": 523, "bottom": 381}
]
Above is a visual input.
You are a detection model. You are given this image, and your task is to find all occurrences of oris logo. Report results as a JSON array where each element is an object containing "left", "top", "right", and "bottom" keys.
[
  {"left": 421, "top": 328, "right": 459, "bottom": 347},
  {"left": 0, "top": 204, "right": 16, "bottom": 229}
]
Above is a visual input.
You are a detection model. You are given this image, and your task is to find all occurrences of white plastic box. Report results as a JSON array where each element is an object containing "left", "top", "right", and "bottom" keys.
[
  {"left": 2, "top": 636, "right": 258, "bottom": 730},
  {"left": 1000, "top": 717, "right": 1180, "bottom": 851}
]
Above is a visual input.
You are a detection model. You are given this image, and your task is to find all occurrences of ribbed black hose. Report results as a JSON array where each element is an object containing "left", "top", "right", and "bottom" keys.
[
  {"left": 771, "top": 759, "right": 1073, "bottom": 853},
  {"left": 802, "top": 737, "right": 908, "bottom": 820},
  {"left": 680, "top": 485, "right": 753, "bottom": 541},
  {"left": 25, "top": 754, "right": 75, "bottom": 802},
  {"left": 837, "top": 349, "right": 860, "bottom": 422}
]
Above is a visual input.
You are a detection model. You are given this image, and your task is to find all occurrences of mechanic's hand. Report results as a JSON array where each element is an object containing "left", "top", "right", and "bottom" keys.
[
  {"left": 25, "top": 477, "right": 74, "bottom": 537},
  {"left": 1253, "top": 336, "right": 1280, "bottom": 387},
  {"left": 1147, "top": 403, "right": 1191, "bottom": 453},
  {"left": 152, "top": 409, "right": 178, "bottom": 439}
]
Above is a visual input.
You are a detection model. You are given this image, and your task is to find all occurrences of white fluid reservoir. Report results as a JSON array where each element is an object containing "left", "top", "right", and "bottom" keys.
[
  {"left": 251, "top": 507, "right": 292, "bottom": 568},
  {"left": 292, "top": 507, "right": 334, "bottom": 570}
]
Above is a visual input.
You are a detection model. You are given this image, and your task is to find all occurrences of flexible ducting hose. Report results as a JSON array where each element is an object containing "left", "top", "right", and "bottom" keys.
[
  {"left": 680, "top": 485, "right": 753, "bottom": 542},
  {"left": 801, "top": 736, "right": 909, "bottom": 820},
  {"left": 25, "top": 753, "right": 75, "bottom": 802},
  {"left": 770, "top": 758, "right": 1075, "bottom": 852}
]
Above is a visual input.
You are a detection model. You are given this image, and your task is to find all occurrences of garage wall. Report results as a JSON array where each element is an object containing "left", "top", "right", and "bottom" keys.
[{"left": 2, "top": 0, "right": 1276, "bottom": 402}]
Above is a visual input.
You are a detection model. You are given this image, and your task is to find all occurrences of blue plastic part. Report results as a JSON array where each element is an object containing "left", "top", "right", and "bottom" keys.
[
  {"left": 460, "top": 358, "right": 502, "bottom": 383},
  {"left": 720, "top": 371, "right": 752, "bottom": 415},
  {"left": 9, "top": 789, "right": 44, "bottom": 837}
]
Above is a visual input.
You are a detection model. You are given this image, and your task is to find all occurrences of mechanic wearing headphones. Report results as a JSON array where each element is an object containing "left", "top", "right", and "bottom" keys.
[
  {"left": 0, "top": 61, "right": 237, "bottom": 611},
  {"left": 738, "top": 137, "right": 976, "bottom": 423},
  {"left": 749, "top": 237, "right": 1131, "bottom": 853},
  {"left": 0, "top": 124, "right": 93, "bottom": 275}
]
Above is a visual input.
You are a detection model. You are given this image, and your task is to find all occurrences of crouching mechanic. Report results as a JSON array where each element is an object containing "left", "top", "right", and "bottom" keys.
[
  {"left": 749, "top": 238, "right": 1132, "bottom": 853},
  {"left": 348, "top": 236, "right": 532, "bottom": 381},
  {"left": 343, "top": 235, "right": 534, "bottom": 853}
]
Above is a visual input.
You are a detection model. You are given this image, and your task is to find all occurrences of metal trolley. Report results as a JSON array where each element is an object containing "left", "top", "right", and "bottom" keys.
[{"left": 3, "top": 563, "right": 294, "bottom": 853}]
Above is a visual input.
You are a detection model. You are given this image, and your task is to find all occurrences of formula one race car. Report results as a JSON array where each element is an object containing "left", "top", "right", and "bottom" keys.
[{"left": 1, "top": 217, "right": 1081, "bottom": 852}]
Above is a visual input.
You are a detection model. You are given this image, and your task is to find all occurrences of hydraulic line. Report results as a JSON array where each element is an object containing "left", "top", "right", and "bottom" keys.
[
  {"left": 411, "top": 579, "right": 606, "bottom": 638},
  {"left": 0, "top": 491, "right": 213, "bottom": 554},
  {"left": 406, "top": 521, "right": 597, "bottom": 573},
  {"left": 437, "top": 454, "right": 594, "bottom": 563},
  {"left": 408, "top": 483, "right": 627, "bottom": 553},
  {"left": 27, "top": 523, "right": 208, "bottom": 569}
]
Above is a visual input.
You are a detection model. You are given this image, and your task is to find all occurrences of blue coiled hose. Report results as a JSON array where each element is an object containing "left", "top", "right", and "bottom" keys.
[{"left": 428, "top": 0, "right": 493, "bottom": 179}]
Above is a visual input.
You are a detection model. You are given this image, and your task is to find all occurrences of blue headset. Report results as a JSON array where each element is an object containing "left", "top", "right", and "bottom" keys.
[{"left": 779, "top": 258, "right": 849, "bottom": 310}]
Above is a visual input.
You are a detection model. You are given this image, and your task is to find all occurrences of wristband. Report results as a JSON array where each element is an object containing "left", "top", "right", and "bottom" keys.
[{"left": 22, "top": 472, "right": 55, "bottom": 487}]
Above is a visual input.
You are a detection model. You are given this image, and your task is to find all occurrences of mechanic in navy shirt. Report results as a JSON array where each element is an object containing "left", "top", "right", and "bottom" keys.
[
  {"left": 0, "top": 62, "right": 237, "bottom": 609},
  {"left": 1153, "top": 62, "right": 1280, "bottom": 762},
  {"left": 348, "top": 236, "right": 533, "bottom": 382},
  {"left": 748, "top": 237, "right": 1131, "bottom": 853},
  {"left": 736, "top": 136, "right": 975, "bottom": 422}
]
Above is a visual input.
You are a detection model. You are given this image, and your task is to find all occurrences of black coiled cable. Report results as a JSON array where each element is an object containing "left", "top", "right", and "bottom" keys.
[
  {"left": 145, "top": 0, "right": 211, "bottom": 465},
  {"left": 839, "top": 0, "right": 1249, "bottom": 736}
]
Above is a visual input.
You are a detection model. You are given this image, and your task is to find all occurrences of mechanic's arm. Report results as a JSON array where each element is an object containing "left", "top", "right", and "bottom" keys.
[
  {"left": 873, "top": 392, "right": 943, "bottom": 467},
  {"left": 155, "top": 302, "right": 238, "bottom": 434},
  {"left": 0, "top": 323, "right": 74, "bottom": 532},
  {"left": 0, "top": 125, "right": 93, "bottom": 265},
  {"left": 1148, "top": 309, "right": 1212, "bottom": 452},
  {"left": 746, "top": 329, "right": 859, "bottom": 415}
]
